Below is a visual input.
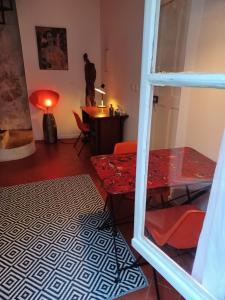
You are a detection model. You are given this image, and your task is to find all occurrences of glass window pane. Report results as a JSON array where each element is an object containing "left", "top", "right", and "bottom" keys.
[
  {"left": 145, "top": 86, "right": 225, "bottom": 277},
  {"left": 156, "top": 0, "right": 225, "bottom": 72}
]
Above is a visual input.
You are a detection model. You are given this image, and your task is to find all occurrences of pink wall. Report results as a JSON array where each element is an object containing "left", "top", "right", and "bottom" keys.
[
  {"left": 16, "top": 0, "right": 145, "bottom": 141},
  {"left": 16, "top": 0, "right": 101, "bottom": 140},
  {"left": 100, "top": 0, "right": 144, "bottom": 140}
]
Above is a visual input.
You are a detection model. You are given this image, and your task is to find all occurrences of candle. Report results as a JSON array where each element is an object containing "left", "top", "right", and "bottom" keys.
[{"left": 101, "top": 100, "right": 103, "bottom": 107}]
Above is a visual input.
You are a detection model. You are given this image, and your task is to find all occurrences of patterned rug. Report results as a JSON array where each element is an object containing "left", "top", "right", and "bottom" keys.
[{"left": 0, "top": 175, "right": 147, "bottom": 300}]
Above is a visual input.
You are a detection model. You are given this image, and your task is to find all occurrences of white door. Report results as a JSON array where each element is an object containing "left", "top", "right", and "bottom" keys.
[
  {"left": 150, "top": 0, "right": 190, "bottom": 149},
  {"left": 150, "top": 88, "right": 180, "bottom": 149}
]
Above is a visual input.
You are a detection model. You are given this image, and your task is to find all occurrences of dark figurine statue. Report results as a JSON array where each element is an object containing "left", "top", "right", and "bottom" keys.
[{"left": 83, "top": 53, "right": 96, "bottom": 106}]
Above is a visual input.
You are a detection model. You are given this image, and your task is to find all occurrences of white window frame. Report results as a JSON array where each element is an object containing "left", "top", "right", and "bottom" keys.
[{"left": 132, "top": 1, "right": 225, "bottom": 299}]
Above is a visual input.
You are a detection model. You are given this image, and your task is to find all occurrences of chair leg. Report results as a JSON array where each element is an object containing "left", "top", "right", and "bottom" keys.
[
  {"left": 153, "top": 268, "right": 161, "bottom": 300},
  {"left": 77, "top": 132, "right": 90, "bottom": 156},
  {"left": 77, "top": 141, "right": 86, "bottom": 156},
  {"left": 74, "top": 132, "right": 81, "bottom": 149}
]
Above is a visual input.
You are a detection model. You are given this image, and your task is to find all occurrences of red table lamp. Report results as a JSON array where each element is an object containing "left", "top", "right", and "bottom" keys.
[{"left": 29, "top": 90, "right": 59, "bottom": 143}]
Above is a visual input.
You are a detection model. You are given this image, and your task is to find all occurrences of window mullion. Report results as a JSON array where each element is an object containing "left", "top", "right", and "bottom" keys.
[
  {"left": 133, "top": 0, "right": 160, "bottom": 239},
  {"left": 147, "top": 72, "right": 225, "bottom": 88}
]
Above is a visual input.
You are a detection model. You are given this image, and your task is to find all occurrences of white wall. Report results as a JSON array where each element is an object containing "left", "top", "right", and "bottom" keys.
[
  {"left": 16, "top": 0, "right": 101, "bottom": 140},
  {"left": 100, "top": 0, "right": 144, "bottom": 140},
  {"left": 176, "top": 0, "right": 225, "bottom": 161}
]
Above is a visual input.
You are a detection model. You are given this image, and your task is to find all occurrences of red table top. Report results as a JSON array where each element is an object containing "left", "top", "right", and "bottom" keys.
[{"left": 91, "top": 147, "right": 216, "bottom": 195}]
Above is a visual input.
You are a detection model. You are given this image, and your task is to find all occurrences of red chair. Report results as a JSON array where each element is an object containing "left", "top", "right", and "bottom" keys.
[
  {"left": 100, "top": 141, "right": 138, "bottom": 212},
  {"left": 113, "top": 141, "right": 137, "bottom": 154},
  {"left": 145, "top": 205, "right": 205, "bottom": 299},
  {"left": 145, "top": 204, "right": 205, "bottom": 249},
  {"left": 72, "top": 111, "right": 90, "bottom": 156}
]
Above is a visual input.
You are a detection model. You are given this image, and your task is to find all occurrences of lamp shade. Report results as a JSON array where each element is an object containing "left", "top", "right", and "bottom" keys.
[
  {"left": 95, "top": 84, "right": 106, "bottom": 95},
  {"left": 29, "top": 90, "right": 59, "bottom": 111}
]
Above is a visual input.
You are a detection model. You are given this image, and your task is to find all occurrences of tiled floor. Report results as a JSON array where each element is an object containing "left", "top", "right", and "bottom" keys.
[{"left": 0, "top": 140, "right": 185, "bottom": 299}]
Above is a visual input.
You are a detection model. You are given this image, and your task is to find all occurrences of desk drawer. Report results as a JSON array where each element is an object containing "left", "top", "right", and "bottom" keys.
[
  {"left": 90, "top": 117, "right": 125, "bottom": 154},
  {"left": 81, "top": 107, "right": 128, "bottom": 155}
]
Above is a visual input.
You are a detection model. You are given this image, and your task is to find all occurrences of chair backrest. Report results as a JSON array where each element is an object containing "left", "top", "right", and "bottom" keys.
[
  {"left": 113, "top": 141, "right": 137, "bottom": 154},
  {"left": 72, "top": 111, "right": 85, "bottom": 132},
  {"left": 166, "top": 210, "right": 205, "bottom": 249},
  {"left": 145, "top": 205, "right": 205, "bottom": 249}
]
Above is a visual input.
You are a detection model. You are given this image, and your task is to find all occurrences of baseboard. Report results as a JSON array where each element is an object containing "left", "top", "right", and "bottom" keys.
[
  {"left": 34, "top": 133, "right": 80, "bottom": 142},
  {"left": 0, "top": 141, "right": 36, "bottom": 162}
]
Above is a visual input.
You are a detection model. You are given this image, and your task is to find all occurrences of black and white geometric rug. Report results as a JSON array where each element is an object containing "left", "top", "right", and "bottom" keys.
[{"left": 0, "top": 175, "right": 148, "bottom": 300}]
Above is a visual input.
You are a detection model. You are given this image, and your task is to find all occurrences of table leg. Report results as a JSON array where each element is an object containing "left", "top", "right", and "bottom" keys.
[
  {"left": 185, "top": 185, "right": 191, "bottom": 202},
  {"left": 183, "top": 184, "right": 211, "bottom": 205},
  {"left": 98, "top": 194, "right": 112, "bottom": 230},
  {"left": 103, "top": 196, "right": 108, "bottom": 211},
  {"left": 157, "top": 184, "right": 211, "bottom": 207},
  {"left": 119, "top": 255, "right": 147, "bottom": 272},
  {"left": 108, "top": 195, "right": 121, "bottom": 283},
  {"left": 97, "top": 194, "right": 121, "bottom": 282},
  {"left": 98, "top": 194, "right": 133, "bottom": 231},
  {"left": 153, "top": 268, "right": 161, "bottom": 300}
]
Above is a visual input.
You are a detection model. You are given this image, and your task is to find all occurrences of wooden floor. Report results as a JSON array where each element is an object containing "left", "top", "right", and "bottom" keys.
[{"left": 0, "top": 139, "right": 183, "bottom": 300}]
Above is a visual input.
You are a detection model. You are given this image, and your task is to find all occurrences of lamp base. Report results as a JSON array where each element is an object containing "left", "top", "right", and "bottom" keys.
[{"left": 43, "top": 113, "right": 57, "bottom": 144}]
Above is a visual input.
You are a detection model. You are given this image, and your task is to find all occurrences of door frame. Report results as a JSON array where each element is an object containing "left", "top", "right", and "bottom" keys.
[{"left": 132, "top": 0, "right": 225, "bottom": 299}]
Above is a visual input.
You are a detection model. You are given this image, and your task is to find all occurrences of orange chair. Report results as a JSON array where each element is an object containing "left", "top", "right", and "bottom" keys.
[
  {"left": 113, "top": 141, "right": 137, "bottom": 154},
  {"left": 145, "top": 205, "right": 205, "bottom": 299},
  {"left": 72, "top": 111, "right": 90, "bottom": 156},
  {"left": 105, "top": 141, "right": 137, "bottom": 209},
  {"left": 145, "top": 204, "right": 205, "bottom": 249}
]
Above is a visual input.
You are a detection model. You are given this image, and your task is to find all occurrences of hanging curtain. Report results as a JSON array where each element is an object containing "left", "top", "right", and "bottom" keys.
[{"left": 192, "top": 130, "right": 225, "bottom": 300}]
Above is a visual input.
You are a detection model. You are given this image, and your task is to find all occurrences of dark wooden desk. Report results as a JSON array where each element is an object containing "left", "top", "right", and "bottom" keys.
[{"left": 81, "top": 106, "right": 128, "bottom": 155}]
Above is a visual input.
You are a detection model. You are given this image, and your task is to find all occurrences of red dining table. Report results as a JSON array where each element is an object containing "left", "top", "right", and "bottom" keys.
[
  {"left": 91, "top": 147, "right": 216, "bottom": 282},
  {"left": 91, "top": 146, "right": 216, "bottom": 197}
]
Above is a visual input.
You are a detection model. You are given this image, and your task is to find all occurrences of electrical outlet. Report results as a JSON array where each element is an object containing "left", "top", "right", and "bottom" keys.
[{"left": 153, "top": 95, "right": 159, "bottom": 104}]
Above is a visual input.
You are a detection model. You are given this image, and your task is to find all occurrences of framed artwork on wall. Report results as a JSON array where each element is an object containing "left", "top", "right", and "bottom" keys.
[{"left": 35, "top": 26, "right": 68, "bottom": 70}]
